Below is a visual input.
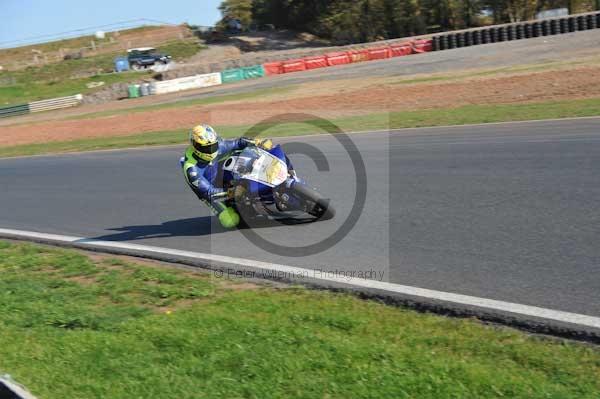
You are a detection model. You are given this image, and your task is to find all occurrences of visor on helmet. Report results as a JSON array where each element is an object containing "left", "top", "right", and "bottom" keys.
[{"left": 193, "top": 141, "right": 218, "bottom": 155}]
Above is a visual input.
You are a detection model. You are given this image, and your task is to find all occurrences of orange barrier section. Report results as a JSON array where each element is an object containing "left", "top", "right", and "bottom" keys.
[
  {"left": 390, "top": 43, "right": 412, "bottom": 57},
  {"left": 281, "top": 59, "right": 307, "bottom": 73},
  {"left": 326, "top": 52, "right": 351, "bottom": 66},
  {"left": 263, "top": 61, "right": 283, "bottom": 75},
  {"left": 412, "top": 39, "right": 433, "bottom": 53},
  {"left": 348, "top": 49, "right": 370, "bottom": 63},
  {"left": 368, "top": 47, "right": 391, "bottom": 60},
  {"left": 266, "top": 38, "right": 436, "bottom": 75},
  {"left": 304, "top": 55, "right": 328, "bottom": 70}
]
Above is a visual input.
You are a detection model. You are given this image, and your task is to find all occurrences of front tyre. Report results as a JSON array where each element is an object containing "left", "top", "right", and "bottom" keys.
[{"left": 289, "top": 184, "right": 335, "bottom": 221}]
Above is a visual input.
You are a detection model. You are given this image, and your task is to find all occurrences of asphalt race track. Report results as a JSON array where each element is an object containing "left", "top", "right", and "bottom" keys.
[{"left": 1, "top": 118, "right": 599, "bottom": 320}]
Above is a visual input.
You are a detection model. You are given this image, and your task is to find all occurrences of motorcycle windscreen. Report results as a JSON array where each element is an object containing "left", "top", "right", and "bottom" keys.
[{"left": 235, "top": 148, "right": 288, "bottom": 188}]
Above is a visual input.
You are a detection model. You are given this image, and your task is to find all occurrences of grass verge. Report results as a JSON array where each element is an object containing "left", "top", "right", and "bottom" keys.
[
  {"left": 0, "top": 26, "right": 168, "bottom": 61},
  {"left": 2, "top": 97, "right": 600, "bottom": 158},
  {"left": 0, "top": 70, "right": 150, "bottom": 106},
  {"left": 0, "top": 240, "right": 599, "bottom": 398}
]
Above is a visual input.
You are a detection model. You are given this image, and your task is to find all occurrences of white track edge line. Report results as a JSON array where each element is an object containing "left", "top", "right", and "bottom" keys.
[{"left": 1, "top": 227, "right": 599, "bottom": 330}]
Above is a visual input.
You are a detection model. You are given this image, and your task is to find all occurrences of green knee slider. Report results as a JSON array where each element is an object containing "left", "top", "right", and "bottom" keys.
[{"left": 219, "top": 207, "right": 240, "bottom": 228}]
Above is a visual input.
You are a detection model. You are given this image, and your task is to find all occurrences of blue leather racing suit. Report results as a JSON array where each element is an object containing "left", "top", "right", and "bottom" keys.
[{"left": 180, "top": 138, "right": 251, "bottom": 215}]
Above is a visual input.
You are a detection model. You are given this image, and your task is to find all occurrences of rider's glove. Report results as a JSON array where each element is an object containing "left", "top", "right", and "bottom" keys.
[
  {"left": 227, "top": 187, "right": 236, "bottom": 200},
  {"left": 227, "top": 186, "right": 246, "bottom": 200},
  {"left": 254, "top": 138, "right": 273, "bottom": 150}
]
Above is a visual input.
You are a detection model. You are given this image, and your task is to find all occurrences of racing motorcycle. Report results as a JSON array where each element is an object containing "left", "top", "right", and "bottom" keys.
[{"left": 221, "top": 144, "right": 335, "bottom": 224}]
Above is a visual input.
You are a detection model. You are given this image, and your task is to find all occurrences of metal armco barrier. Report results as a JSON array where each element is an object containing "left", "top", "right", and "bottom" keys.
[
  {"left": 432, "top": 11, "right": 600, "bottom": 52},
  {"left": 0, "top": 94, "right": 82, "bottom": 119},
  {"left": 0, "top": 103, "right": 29, "bottom": 118},
  {"left": 28, "top": 94, "right": 83, "bottom": 113}
]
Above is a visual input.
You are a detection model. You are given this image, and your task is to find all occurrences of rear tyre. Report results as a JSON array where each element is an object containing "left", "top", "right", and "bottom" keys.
[{"left": 290, "top": 184, "right": 336, "bottom": 221}]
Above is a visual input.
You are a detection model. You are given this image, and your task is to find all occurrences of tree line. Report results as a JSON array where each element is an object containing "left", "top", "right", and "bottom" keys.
[{"left": 218, "top": 0, "right": 598, "bottom": 43}]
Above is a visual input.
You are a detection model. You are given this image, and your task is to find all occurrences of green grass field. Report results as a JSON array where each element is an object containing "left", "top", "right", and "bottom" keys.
[
  {"left": 1, "top": 241, "right": 599, "bottom": 398},
  {"left": 0, "top": 70, "right": 148, "bottom": 106},
  {"left": 0, "top": 40, "right": 203, "bottom": 106},
  {"left": 2, "top": 97, "right": 600, "bottom": 158}
]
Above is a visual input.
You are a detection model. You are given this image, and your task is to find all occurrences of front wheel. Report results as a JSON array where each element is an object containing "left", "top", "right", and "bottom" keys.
[{"left": 289, "top": 184, "right": 335, "bottom": 221}]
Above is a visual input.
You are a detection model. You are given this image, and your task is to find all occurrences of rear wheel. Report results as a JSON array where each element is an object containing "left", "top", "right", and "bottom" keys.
[{"left": 289, "top": 184, "right": 335, "bottom": 221}]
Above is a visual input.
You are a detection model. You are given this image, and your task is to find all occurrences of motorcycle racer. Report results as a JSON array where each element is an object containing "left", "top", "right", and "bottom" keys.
[{"left": 180, "top": 124, "right": 273, "bottom": 229}]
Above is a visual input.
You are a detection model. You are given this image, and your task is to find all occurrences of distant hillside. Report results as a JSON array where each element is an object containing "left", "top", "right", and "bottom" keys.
[
  {"left": 0, "top": 25, "right": 206, "bottom": 107},
  {"left": 0, "top": 25, "right": 194, "bottom": 71}
]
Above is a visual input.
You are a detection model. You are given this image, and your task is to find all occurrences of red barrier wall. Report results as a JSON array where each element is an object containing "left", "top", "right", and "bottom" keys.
[
  {"left": 281, "top": 59, "right": 307, "bottom": 73},
  {"left": 412, "top": 39, "right": 433, "bottom": 53},
  {"left": 390, "top": 43, "right": 412, "bottom": 57},
  {"left": 263, "top": 38, "right": 433, "bottom": 76},
  {"left": 368, "top": 47, "right": 391, "bottom": 60},
  {"left": 326, "top": 52, "right": 351, "bottom": 66},
  {"left": 348, "top": 50, "right": 369, "bottom": 63},
  {"left": 263, "top": 61, "right": 283, "bottom": 75},
  {"left": 304, "top": 56, "right": 328, "bottom": 70}
]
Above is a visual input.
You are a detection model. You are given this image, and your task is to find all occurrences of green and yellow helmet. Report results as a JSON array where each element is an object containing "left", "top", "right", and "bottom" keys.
[{"left": 190, "top": 124, "right": 219, "bottom": 162}]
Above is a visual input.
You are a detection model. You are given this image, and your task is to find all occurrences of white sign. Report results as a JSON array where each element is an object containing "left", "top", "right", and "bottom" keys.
[
  {"left": 152, "top": 73, "right": 223, "bottom": 95},
  {"left": 536, "top": 8, "right": 569, "bottom": 20}
]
